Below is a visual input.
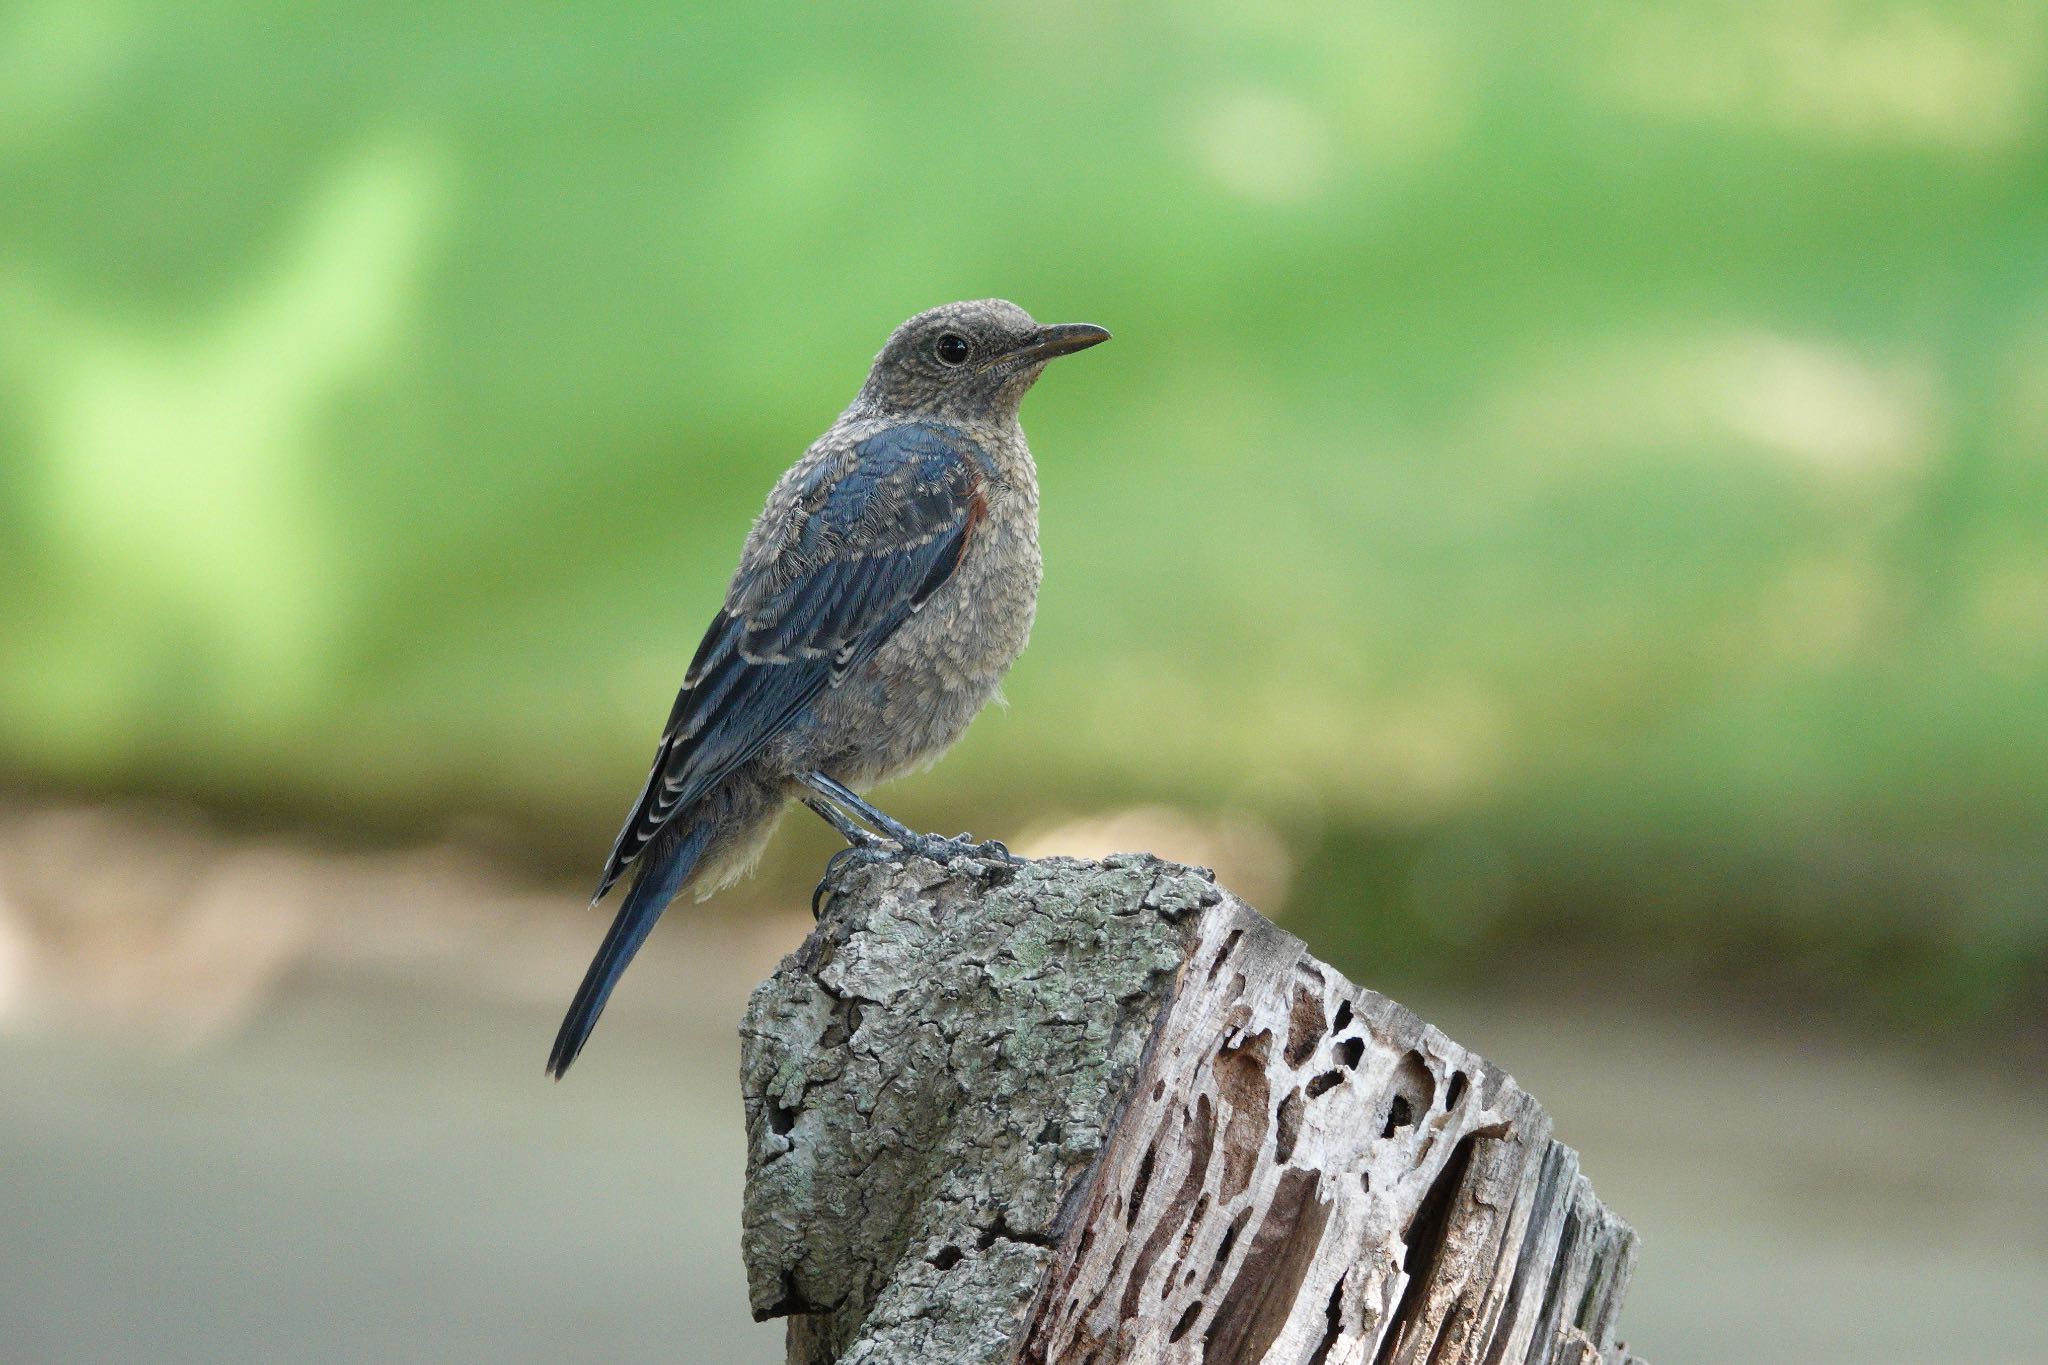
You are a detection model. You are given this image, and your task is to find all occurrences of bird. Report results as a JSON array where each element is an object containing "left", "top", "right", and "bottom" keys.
[{"left": 547, "top": 299, "right": 1109, "bottom": 1077}]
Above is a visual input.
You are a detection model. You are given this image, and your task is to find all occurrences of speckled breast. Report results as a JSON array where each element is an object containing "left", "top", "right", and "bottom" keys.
[{"left": 811, "top": 484, "right": 1041, "bottom": 785}]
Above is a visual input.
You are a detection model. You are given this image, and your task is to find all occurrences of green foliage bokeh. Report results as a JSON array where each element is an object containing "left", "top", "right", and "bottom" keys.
[{"left": 3, "top": 0, "right": 2044, "bottom": 1024}]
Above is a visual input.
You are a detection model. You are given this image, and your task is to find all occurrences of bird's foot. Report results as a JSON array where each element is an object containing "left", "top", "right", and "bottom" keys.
[
  {"left": 893, "top": 830, "right": 1024, "bottom": 877},
  {"left": 798, "top": 772, "right": 1023, "bottom": 879}
]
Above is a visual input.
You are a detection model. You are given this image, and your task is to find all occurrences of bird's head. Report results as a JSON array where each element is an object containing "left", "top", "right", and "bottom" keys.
[{"left": 854, "top": 299, "right": 1110, "bottom": 422}]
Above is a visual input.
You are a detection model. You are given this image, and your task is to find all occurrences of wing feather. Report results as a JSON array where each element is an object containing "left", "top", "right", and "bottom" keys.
[{"left": 590, "top": 424, "right": 988, "bottom": 902}]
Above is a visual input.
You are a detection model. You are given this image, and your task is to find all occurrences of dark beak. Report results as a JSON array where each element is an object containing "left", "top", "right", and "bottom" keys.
[{"left": 989, "top": 322, "right": 1112, "bottom": 369}]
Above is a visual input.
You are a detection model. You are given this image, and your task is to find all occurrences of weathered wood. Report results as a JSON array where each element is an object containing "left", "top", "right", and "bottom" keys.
[{"left": 741, "top": 854, "right": 1644, "bottom": 1365}]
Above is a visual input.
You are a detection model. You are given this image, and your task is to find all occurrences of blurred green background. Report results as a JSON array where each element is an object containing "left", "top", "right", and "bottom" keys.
[{"left": 2, "top": 1, "right": 2046, "bottom": 1361}]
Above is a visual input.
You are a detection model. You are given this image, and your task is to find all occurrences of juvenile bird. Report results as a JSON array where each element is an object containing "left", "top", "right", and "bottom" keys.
[{"left": 547, "top": 300, "right": 1109, "bottom": 1077}]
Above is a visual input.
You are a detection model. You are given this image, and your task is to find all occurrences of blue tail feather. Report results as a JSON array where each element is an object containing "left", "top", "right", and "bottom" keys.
[{"left": 547, "top": 821, "right": 710, "bottom": 1078}]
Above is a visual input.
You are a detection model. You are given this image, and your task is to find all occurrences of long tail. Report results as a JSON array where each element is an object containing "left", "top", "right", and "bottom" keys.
[{"left": 547, "top": 820, "right": 712, "bottom": 1079}]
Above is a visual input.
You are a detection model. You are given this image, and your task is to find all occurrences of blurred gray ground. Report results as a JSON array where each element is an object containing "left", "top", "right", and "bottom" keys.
[{"left": 0, "top": 809, "right": 2044, "bottom": 1365}]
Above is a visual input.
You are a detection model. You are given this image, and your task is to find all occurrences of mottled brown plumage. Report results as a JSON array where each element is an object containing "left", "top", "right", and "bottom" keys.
[{"left": 549, "top": 300, "right": 1108, "bottom": 1076}]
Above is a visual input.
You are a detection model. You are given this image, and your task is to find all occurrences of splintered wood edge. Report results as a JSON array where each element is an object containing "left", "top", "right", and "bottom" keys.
[{"left": 1017, "top": 890, "right": 1643, "bottom": 1365}]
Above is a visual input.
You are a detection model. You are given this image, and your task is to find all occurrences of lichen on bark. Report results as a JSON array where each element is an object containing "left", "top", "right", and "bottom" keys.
[{"left": 740, "top": 853, "right": 1219, "bottom": 1364}]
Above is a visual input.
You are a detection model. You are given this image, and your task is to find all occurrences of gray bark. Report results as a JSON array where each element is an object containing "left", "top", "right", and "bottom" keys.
[{"left": 740, "top": 854, "right": 1644, "bottom": 1365}]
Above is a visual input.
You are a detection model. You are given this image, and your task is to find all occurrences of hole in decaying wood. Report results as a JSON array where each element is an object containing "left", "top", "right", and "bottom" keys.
[
  {"left": 1153, "top": 1078, "right": 1166, "bottom": 1101},
  {"left": 1305, "top": 1070, "right": 1345, "bottom": 1100},
  {"left": 1214, "top": 1031, "right": 1274, "bottom": 1201},
  {"left": 928, "top": 1246, "right": 964, "bottom": 1271},
  {"left": 1307, "top": 1272, "right": 1348, "bottom": 1365},
  {"left": 1284, "top": 981, "right": 1326, "bottom": 1068},
  {"left": 1380, "top": 1095, "right": 1414, "bottom": 1139},
  {"left": 1336, "top": 1037, "right": 1365, "bottom": 1070},
  {"left": 1127, "top": 1142, "right": 1160, "bottom": 1227},
  {"left": 1446, "top": 1070, "right": 1469, "bottom": 1110},
  {"left": 1204, "top": 1209, "right": 1252, "bottom": 1293},
  {"left": 1331, "top": 999, "right": 1353, "bottom": 1034},
  {"left": 1379, "top": 1049, "right": 1436, "bottom": 1138},
  {"left": 1274, "top": 1088, "right": 1305, "bottom": 1164},
  {"left": 766, "top": 1099, "right": 798, "bottom": 1136},
  {"left": 1202, "top": 1168, "right": 1333, "bottom": 1364},
  {"left": 1373, "top": 1134, "right": 1480, "bottom": 1365},
  {"left": 1217, "top": 1027, "right": 1271, "bottom": 1069},
  {"left": 1206, "top": 929, "right": 1244, "bottom": 982},
  {"left": 1226, "top": 971, "right": 1248, "bottom": 1003},
  {"left": 1169, "top": 1301, "right": 1204, "bottom": 1343}
]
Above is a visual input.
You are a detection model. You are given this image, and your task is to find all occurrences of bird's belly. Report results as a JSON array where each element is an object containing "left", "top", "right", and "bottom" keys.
[{"left": 797, "top": 517, "right": 1040, "bottom": 787}]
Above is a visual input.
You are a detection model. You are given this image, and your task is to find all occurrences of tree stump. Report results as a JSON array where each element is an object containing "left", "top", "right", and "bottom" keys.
[{"left": 740, "top": 853, "right": 1644, "bottom": 1365}]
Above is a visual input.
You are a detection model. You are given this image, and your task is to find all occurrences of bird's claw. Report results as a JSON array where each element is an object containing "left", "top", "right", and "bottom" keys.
[
  {"left": 968, "top": 837, "right": 1022, "bottom": 868},
  {"left": 811, "top": 841, "right": 896, "bottom": 919}
]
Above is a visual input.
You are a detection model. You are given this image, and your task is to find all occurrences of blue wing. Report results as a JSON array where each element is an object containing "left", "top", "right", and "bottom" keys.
[{"left": 590, "top": 423, "right": 993, "bottom": 902}]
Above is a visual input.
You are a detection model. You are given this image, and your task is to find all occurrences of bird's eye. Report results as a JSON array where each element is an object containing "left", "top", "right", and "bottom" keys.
[{"left": 934, "top": 333, "right": 970, "bottom": 366}]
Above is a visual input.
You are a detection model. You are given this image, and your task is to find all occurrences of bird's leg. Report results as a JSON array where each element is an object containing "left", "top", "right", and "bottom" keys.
[
  {"left": 798, "top": 771, "right": 1022, "bottom": 869},
  {"left": 802, "top": 795, "right": 884, "bottom": 848},
  {"left": 799, "top": 772, "right": 923, "bottom": 846},
  {"left": 801, "top": 795, "right": 896, "bottom": 919}
]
